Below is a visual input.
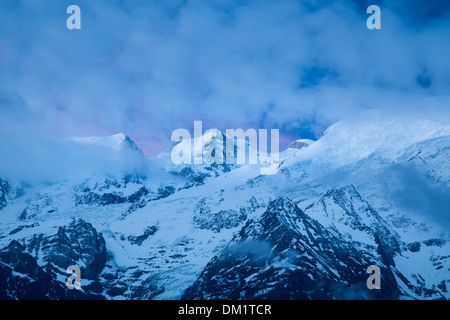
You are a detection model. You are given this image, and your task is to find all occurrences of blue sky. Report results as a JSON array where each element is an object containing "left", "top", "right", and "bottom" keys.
[{"left": 1, "top": 0, "right": 450, "bottom": 155}]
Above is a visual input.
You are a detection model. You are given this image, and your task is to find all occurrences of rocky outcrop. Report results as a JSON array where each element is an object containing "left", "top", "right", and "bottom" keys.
[
  {"left": 194, "top": 207, "right": 247, "bottom": 233},
  {"left": 0, "top": 179, "right": 24, "bottom": 211},
  {"left": 25, "top": 219, "right": 107, "bottom": 279},
  {"left": 0, "top": 240, "right": 102, "bottom": 300},
  {"left": 0, "top": 219, "right": 107, "bottom": 299},
  {"left": 183, "top": 198, "right": 400, "bottom": 300}
]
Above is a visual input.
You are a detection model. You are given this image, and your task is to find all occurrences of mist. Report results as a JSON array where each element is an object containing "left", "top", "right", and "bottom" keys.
[
  {"left": 389, "top": 164, "right": 450, "bottom": 230},
  {"left": 0, "top": 135, "right": 164, "bottom": 183},
  {"left": 1, "top": 0, "right": 450, "bottom": 156}
]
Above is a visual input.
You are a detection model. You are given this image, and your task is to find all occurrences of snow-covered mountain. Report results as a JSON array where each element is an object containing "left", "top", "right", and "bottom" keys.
[
  {"left": 1, "top": 117, "right": 449, "bottom": 300},
  {"left": 69, "top": 133, "right": 143, "bottom": 154}
]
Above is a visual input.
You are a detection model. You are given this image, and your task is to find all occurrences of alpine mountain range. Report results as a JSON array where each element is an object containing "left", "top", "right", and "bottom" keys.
[{"left": 0, "top": 116, "right": 449, "bottom": 300}]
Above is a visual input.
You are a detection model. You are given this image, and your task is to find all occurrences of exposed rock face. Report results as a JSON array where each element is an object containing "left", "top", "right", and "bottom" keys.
[
  {"left": 194, "top": 207, "right": 247, "bottom": 233},
  {"left": 0, "top": 217, "right": 167, "bottom": 300},
  {"left": 0, "top": 179, "right": 24, "bottom": 211},
  {"left": 28, "top": 219, "right": 107, "bottom": 278},
  {"left": 127, "top": 225, "right": 158, "bottom": 245},
  {"left": 289, "top": 140, "right": 311, "bottom": 150},
  {"left": 0, "top": 179, "right": 6, "bottom": 210},
  {"left": 0, "top": 219, "right": 107, "bottom": 299},
  {"left": 183, "top": 198, "right": 400, "bottom": 300},
  {"left": 0, "top": 240, "right": 101, "bottom": 300},
  {"left": 74, "top": 178, "right": 175, "bottom": 213}
]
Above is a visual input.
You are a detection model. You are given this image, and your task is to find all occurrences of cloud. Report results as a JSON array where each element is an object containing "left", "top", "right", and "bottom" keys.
[
  {"left": 0, "top": 134, "right": 154, "bottom": 182},
  {"left": 1, "top": 0, "right": 450, "bottom": 155},
  {"left": 224, "top": 239, "right": 274, "bottom": 266},
  {"left": 389, "top": 164, "right": 450, "bottom": 230}
]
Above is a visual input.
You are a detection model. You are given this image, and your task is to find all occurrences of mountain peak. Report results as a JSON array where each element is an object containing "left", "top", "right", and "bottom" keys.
[
  {"left": 288, "top": 139, "right": 314, "bottom": 150},
  {"left": 69, "top": 133, "right": 143, "bottom": 154}
]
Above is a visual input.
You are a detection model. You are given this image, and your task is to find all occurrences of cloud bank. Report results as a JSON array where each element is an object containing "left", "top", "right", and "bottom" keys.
[{"left": 1, "top": 0, "right": 450, "bottom": 155}]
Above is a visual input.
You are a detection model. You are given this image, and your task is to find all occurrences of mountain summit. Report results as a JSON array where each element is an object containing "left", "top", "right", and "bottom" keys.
[
  {"left": 288, "top": 139, "right": 314, "bottom": 150},
  {"left": 69, "top": 133, "right": 144, "bottom": 155}
]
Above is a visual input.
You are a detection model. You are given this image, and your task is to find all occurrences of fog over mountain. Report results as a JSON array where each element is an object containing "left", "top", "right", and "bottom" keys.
[
  {"left": 1, "top": 0, "right": 450, "bottom": 154},
  {"left": 1, "top": 0, "right": 449, "bottom": 300}
]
